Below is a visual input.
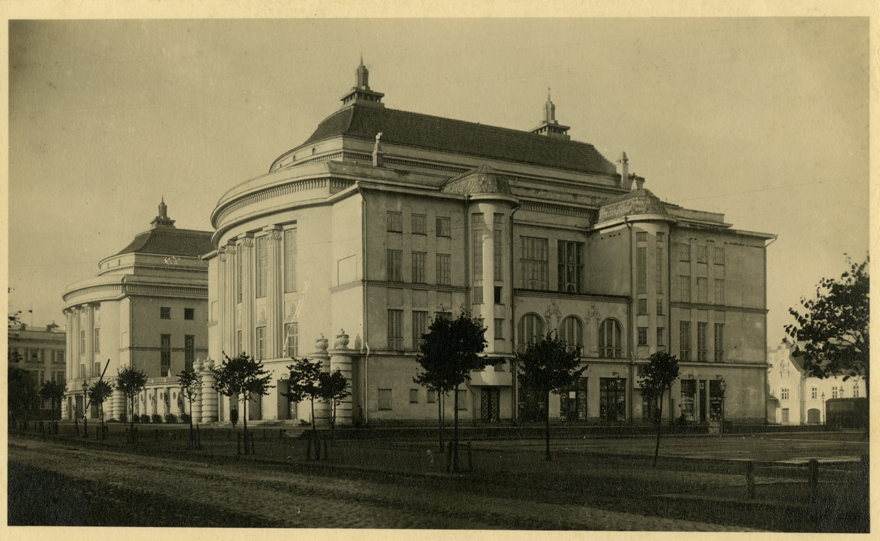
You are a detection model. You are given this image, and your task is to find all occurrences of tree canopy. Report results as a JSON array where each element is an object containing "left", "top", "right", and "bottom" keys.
[
  {"left": 213, "top": 353, "right": 274, "bottom": 453},
  {"left": 116, "top": 366, "right": 148, "bottom": 431},
  {"left": 786, "top": 256, "right": 869, "bottom": 393},
  {"left": 638, "top": 351, "right": 681, "bottom": 467},
  {"left": 285, "top": 357, "right": 324, "bottom": 432}
]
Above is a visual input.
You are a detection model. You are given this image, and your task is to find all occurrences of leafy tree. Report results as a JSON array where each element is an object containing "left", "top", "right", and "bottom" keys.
[
  {"left": 177, "top": 367, "right": 201, "bottom": 447},
  {"left": 639, "top": 351, "right": 681, "bottom": 467},
  {"left": 284, "top": 357, "right": 323, "bottom": 437},
  {"left": 39, "top": 380, "right": 66, "bottom": 433},
  {"left": 212, "top": 352, "right": 274, "bottom": 453},
  {"left": 319, "top": 369, "right": 350, "bottom": 440},
  {"left": 414, "top": 310, "right": 493, "bottom": 472},
  {"left": 116, "top": 366, "right": 148, "bottom": 434},
  {"left": 515, "top": 331, "right": 587, "bottom": 461},
  {"left": 8, "top": 365, "right": 36, "bottom": 429},
  {"left": 87, "top": 380, "right": 114, "bottom": 439},
  {"left": 786, "top": 255, "right": 869, "bottom": 399}
]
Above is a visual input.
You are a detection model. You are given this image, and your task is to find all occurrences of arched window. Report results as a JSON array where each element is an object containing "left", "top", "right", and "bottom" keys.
[
  {"left": 559, "top": 316, "right": 584, "bottom": 355},
  {"left": 517, "top": 314, "right": 545, "bottom": 350},
  {"left": 599, "top": 319, "right": 622, "bottom": 358}
]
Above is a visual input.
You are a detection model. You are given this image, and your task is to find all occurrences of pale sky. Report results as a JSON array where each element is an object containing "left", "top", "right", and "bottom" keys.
[{"left": 7, "top": 17, "right": 871, "bottom": 347}]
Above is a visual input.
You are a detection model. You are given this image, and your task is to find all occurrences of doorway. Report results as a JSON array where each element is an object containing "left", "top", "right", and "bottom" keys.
[{"left": 481, "top": 388, "right": 500, "bottom": 422}]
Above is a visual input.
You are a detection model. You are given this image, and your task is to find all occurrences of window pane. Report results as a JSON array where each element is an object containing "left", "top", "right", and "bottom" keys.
[
  {"left": 436, "top": 216, "right": 451, "bottom": 237},
  {"left": 387, "top": 212, "right": 402, "bottom": 233},
  {"left": 285, "top": 322, "right": 299, "bottom": 357},
  {"left": 388, "top": 310, "right": 403, "bottom": 350},
  {"left": 412, "top": 214, "right": 426, "bottom": 235},
  {"left": 412, "top": 252, "right": 426, "bottom": 283},
  {"left": 520, "top": 237, "right": 549, "bottom": 290},
  {"left": 436, "top": 254, "right": 451, "bottom": 286}
]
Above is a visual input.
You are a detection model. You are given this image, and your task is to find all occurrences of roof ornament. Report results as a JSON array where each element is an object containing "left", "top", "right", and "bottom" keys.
[
  {"left": 151, "top": 197, "right": 176, "bottom": 229},
  {"left": 372, "top": 132, "right": 384, "bottom": 167}
]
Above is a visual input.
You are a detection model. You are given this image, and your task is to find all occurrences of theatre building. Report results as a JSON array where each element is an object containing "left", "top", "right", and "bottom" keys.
[
  {"left": 61, "top": 200, "right": 212, "bottom": 421},
  {"left": 202, "top": 61, "right": 774, "bottom": 427}
]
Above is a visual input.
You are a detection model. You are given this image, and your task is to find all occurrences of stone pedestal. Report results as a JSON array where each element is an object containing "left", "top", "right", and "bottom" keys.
[
  {"left": 112, "top": 388, "right": 126, "bottom": 420},
  {"left": 329, "top": 329, "right": 353, "bottom": 426},
  {"left": 200, "top": 358, "right": 218, "bottom": 423},
  {"left": 192, "top": 359, "right": 203, "bottom": 423},
  {"left": 311, "top": 335, "right": 331, "bottom": 427}
]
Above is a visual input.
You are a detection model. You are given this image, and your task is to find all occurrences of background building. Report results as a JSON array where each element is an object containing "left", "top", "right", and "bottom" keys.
[
  {"left": 7, "top": 322, "right": 67, "bottom": 417},
  {"left": 61, "top": 200, "right": 212, "bottom": 421},
  {"left": 202, "top": 62, "right": 774, "bottom": 427}
]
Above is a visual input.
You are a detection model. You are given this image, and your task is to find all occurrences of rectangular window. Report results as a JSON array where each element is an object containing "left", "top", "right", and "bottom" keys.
[
  {"left": 520, "top": 237, "right": 549, "bottom": 290},
  {"left": 782, "top": 408, "right": 790, "bottom": 423},
  {"left": 494, "top": 286, "right": 502, "bottom": 305},
  {"left": 493, "top": 214, "right": 504, "bottom": 281},
  {"left": 456, "top": 389, "right": 468, "bottom": 410},
  {"left": 160, "top": 334, "right": 171, "bottom": 377},
  {"left": 811, "top": 387, "right": 817, "bottom": 399},
  {"left": 255, "top": 236, "right": 267, "bottom": 298},
  {"left": 436, "top": 216, "right": 451, "bottom": 237},
  {"left": 94, "top": 328, "right": 100, "bottom": 354},
  {"left": 184, "top": 308, "right": 195, "bottom": 320},
  {"left": 494, "top": 318, "right": 505, "bottom": 340},
  {"left": 185, "top": 335, "right": 195, "bottom": 373},
  {"left": 781, "top": 388, "right": 789, "bottom": 400},
  {"left": 412, "top": 311, "right": 429, "bottom": 348},
  {"left": 409, "top": 389, "right": 419, "bottom": 403},
  {"left": 679, "top": 321, "right": 691, "bottom": 360},
  {"left": 80, "top": 330, "right": 85, "bottom": 354},
  {"left": 832, "top": 387, "right": 838, "bottom": 399},
  {"left": 388, "top": 309, "right": 403, "bottom": 350},
  {"left": 637, "top": 298, "right": 648, "bottom": 314},
  {"left": 387, "top": 211, "right": 402, "bottom": 233},
  {"left": 697, "top": 322, "right": 708, "bottom": 361},
  {"left": 637, "top": 327, "right": 648, "bottom": 346},
  {"left": 236, "top": 330, "right": 242, "bottom": 354},
  {"left": 285, "top": 323, "right": 299, "bottom": 358},
  {"left": 79, "top": 363, "right": 85, "bottom": 379},
  {"left": 412, "top": 214, "right": 426, "bottom": 235},
  {"left": 256, "top": 326, "right": 266, "bottom": 359},
  {"left": 558, "top": 241, "right": 584, "bottom": 293},
  {"left": 378, "top": 389, "right": 392, "bottom": 410},
  {"left": 387, "top": 249, "right": 402, "bottom": 282},
  {"left": 714, "top": 247, "right": 725, "bottom": 265},
  {"left": 160, "top": 307, "right": 171, "bottom": 319},
  {"left": 853, "top": 383, "right": 859, "bottom": 398},
  {"left": 57, "top": 351, "right": 64, "bottom": 365},
  {"left": 473, "top": 214, "right": 483, "bottom": 304},
  {"left": 696, "top": 245, "right": 708, "bottom": 264},
  {"left": 412, "top": 252, "right": 427, "bottom": 283},
  {"left": 436, "top": 254, "right": 451, "bottom": 286},
  {"left": 656, "top": 298, "right": 664, "bottom": 315},
  {"left": 656, "top": 232, "right": 666, "bottom": 243},
  {"left": 655, "top": 247, "right": 664, "bottom": 294},
  {"left": 284, "top": 228, "right": 297, "bottom": 293},
  {"left": 637, "top": 246, "right": 647, "bottom": 294},
  {"left": 714, "top": 323, "right": 724, "bottom": 362},
  {"left": 657, "top": 327, "right": 665, "bottom": 348},
  {"left": 679, "top": 276, "right": 691, "bottom": 302},
  {"left": 636, "top": 231, "right": 647, "bottom": 242},
  {"left": 93, "top": 362, "right": 100, "bottom": 377},
  {"left": 714, "top": 279, "right": 724, "bottom": 305},
  {"left": 679, "top": 243, "right": 690, "bottom": 262},
  {"left": 697, "top": 278, "right": 708, "bottom": 304},
  {"left": 427, "top": 389, "right": 437, "bottom": 404}
]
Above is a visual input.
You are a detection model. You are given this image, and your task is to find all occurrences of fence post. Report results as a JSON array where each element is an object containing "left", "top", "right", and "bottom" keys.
[
  {"left": 808, "top": 459, "right": 819, "bottom": 503},
  {"left": 745, "top": 461, "right": 756, "bottom": 500}
]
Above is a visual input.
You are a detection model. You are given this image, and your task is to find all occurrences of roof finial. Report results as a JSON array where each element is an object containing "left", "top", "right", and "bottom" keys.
[{"left": 158, "top": 197, "right": 167, "bottom": 218}]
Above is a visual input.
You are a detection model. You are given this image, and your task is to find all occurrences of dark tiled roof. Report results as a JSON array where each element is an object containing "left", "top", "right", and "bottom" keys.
[
  {"left": 299, "top": 105, "right": 617, "bottom": 175},
  {"left": 114, "top": 227, "right": 214, "bottom": 258},
  {"left": 442, "top": 164, "right": 513, "bottom": 196},
  {"left": 598, "top": 188, "right": 669, "bottom": 222}
]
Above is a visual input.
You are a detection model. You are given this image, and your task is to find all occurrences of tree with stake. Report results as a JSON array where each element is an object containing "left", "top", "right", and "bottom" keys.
[
  {"left": 39, "top": 380, "right": 66, "bottom": 434},
  {"left": 177, "top": 367, "right": 201, "bottom": 448},
  {"left": 786, "top": 255, "right": 869, "bottom": 428},
  {"left": 212, "top": 352, "right": 274, "bottom": 454},
  {"left": 414, "top": 310, "right": 493, "bottom": 473},
  {"left": 87, "top": 380, "right": 114, "bottom": 440},
  {"left": 284, "top": 357, "right": 323, "bottom": 438},
  {"left": 515, "top": 331, "right": 587, "bottom": 461},
  {"left": 320, "top": 369, "right": 350, "bottom": 441},
  {"left": 639, "top": 351, "right": 680, "bottom": 468},
  {"left": 116, "top": 366, "right": 148, "bottom": 438}
]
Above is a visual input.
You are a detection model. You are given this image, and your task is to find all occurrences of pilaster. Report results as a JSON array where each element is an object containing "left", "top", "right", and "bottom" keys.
[
  {"left": 241, "top": 234, "right": 255, "bottom": 356},
  {"left": 266, "top": 226, "right": 283, "bottom": 359}
]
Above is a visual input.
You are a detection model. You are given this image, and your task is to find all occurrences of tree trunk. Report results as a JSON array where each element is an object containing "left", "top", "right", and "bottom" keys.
[
  {"left": 129, "top": 395, "right": 135, "bottom": 434},
  {"left": 242, "top": 394, "right": 249, "bottom": 455},
  {"left": 188, "top": 396, "right": 195, "bottom": 448},
  {"left": 438, "top": 391, "right": 443, "bottom": 452},
  {"left": 545, "top": 391, "right": 552, "bottom": 461},
  {"left": 453, "top": 388, "right": 459, "bottom": 473},
  {"left": 653, "top": 393, "right": 663, "bottom": 468}
]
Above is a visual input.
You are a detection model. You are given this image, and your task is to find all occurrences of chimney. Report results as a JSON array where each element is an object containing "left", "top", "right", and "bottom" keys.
[
  {"left": 634, "top": 175, "right": 645, "bottom": 191},
  {"left": 618, "top": 152, "right": 632, "bottom": 190}
]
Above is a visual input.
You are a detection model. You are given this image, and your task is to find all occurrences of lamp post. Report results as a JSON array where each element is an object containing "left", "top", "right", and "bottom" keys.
[
  {"left": 81, "top": 381, "right": 89, "bottom": 438},
  {"left": 718, "top": 378, "right": 726, "bottom": 437}
]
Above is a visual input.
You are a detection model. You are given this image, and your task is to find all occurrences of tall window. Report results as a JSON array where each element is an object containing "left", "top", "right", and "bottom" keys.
[
  {"left": 697, "top": 278, "right": 708, "bottom": 304},
  {"left": 832, "top": 386, "right": 838, "bottom": 399},
  {"left": 853, "top": 382, "right": 859, "bottom": 398},
  {"left": 636, "top": 231, "right": 647, "bottom": 242},
  {"left": 472, "top": 214, "right": 483, "bottom": 304},
  {"left": 714, "top": 323, "right": 724, "bottom": 361},
  {"left": 256, "top": 327, "right": 266, "bottom": 359},
  {"left": 410, "top": 389, "right": 419, "bottom": 403},
  {"left": 494, "top": 318, "right": 505, "bottom": 340},
  {"left": 679, "top": 276, "right": 691, "bottom": 302},
  {"left": 387, "top": 249, "right": 402, "bottom": 282},
  {"left": 93, "top": 362, "right": 100, "bottom": 377},
  {"left": 284, "top": 228, "right": 297, "bottom": 293},
  {"left": 714, "top": 279, "right": 724, "bottom": 305},
  {"left": 697, "top": 322, "right": 708, "bottom": 361},
  {"left": 696, "top": 245, "right": 708, "bottom": 264},
  {"left": 559, "top": 316, "right": 583, "bottom": 354},
  {"left": 436, "top": 254, "right": 451, "bottom": 286},
  {"left": 236, "top": 330, "right": 242, "bottom": 355},
  {"left": 160, "top": 307, "right": 171, "bottom": 319},
  {"left": 436, "top": 216, "right": 451, "bottom": 237},
  {"left": 656, "top": 298, "right": 664, "bottom": 315},
  {"left": 657, "top": 327, "right": 665, "bottom": 349},
  {"left": 255, "top": 236, "right": 268, "bottom": 298},
  {"left": 94, "top": 328, "right": 100, "bottom": 354},
  {"left": 493, "top": 214, "right": 504, "bottom": 281},
  {"left": 80, "top": 330, "right": 85, "bottom": 353},
  {"left": 184, "top": 335, "right": 195, "bottom": 372},
  {"left": 637, "top": 246, "right": 647, "bottom": 294},
  {"left": 655, "top": 246, "right": 664, "bottom": 294},
  {"left": 520, "top": 237, "right": 549, "bottom": 290},
  {"left": 388, "top": 310, "right": 403, "bottom": 350},
  {"left": 378, "top": 389, "right": 392, "bottom": 410},
  {"left": 637, "top": 298, "right": 648, "bottom": 314},
  {"left": 637, "top": 327, "right": 648, "bottom": 346},
  {"left": 678, "top": 243, "right": 690, "bottom": 262},
  {"left": 387, "top": 211, "right": 402, "bottom": 233},
  {"left": 285, "top": 323, "right": 299, "bottom": 357},
  {"left": 714, "top": 247, "right": 725, "bottom": 265},
  {"left": 558, "top": 241, "right": 584, "bottom": 293},
  {"left": 412, "top": 252, "right": 426, "bottom": 283},
  {"left": 781, "top": 388, "right": 789, "bottom": 400},
  {"left": 412, "top": 311, "right": 429, "bottom": 348},
  {"left": 679, "top": 322, "right": 691, "bottom": 360},
  {"left": 517, "top": 314, "right": 544, "bottom": 350},
  {"left": 412, "top": 214, "right": 426, "bottom": 235},
  {"left": 160, "top": 334, "right": 171, "bottom": 377},
  {"left": 599, "top": 319, "right": 622, "bottom": 358}
]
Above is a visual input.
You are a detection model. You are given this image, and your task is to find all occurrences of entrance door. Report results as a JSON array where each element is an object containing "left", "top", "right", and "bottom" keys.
[
  {"left": 600, "top": 378, "right": 626, "bottom": 422},
  {"left": 481, "top": 388, "right": 500, "bottom": 422},
  {"left": 561, "top": 378, "right": 588, "bottom": 422}
]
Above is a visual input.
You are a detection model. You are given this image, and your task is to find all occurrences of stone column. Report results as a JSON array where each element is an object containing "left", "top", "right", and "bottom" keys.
[
  {"left": 329, "top": 329, "right": 354, "bottom": 426},
  {"left": 71, "top": 307, "right": 81, "bottom": 379},
  {"left": 112, "top": 388, "right": 126, "bottom": 420},
  {"left": 225, "top": 243, "right": 237, "bottom": 355},
  {"left": 310, "top": 335, "right": 331, "bottom": 427},
  {"left": 192, "top": 359, "right": 203, "bottom": 423},
  {"left": 241, "top": 234, "right": 255, "bottom": 356},
  {"left": 85, "top": 304, "right": 95, "bottom": 374},
  {"left": 200, "top": 358, "right": 218, "bottom": 423},
  {"left": 266, "top": 226, "right": 283, "bottom": 359}
]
